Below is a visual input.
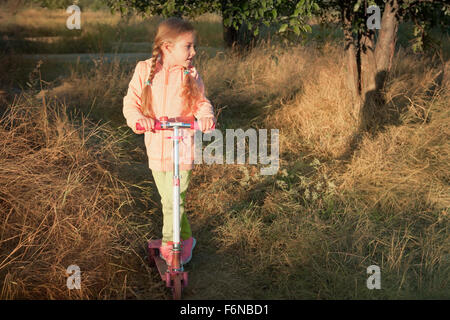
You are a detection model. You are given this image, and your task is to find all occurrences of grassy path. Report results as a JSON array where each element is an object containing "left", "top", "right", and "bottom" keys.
[
  {"left": 115, "top": 109, "right": 267, "bottom": 300},
  {"left": 2, "top": 5, "right": 448, "bottom": 300},
  {"left": 20, "top": 46, "right": 223, "bottom": 63}
]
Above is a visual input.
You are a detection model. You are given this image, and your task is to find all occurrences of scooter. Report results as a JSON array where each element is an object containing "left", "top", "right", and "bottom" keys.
[{"left": 136, "top": 116, "right": 215, "bottom": 300}]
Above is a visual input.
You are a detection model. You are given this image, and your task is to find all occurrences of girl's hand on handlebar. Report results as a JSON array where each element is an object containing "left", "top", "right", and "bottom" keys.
[
  {"left": 135, "top": 118, "right": 155, "bottom": 133},
  {"left": 197, "top": 117, "right": 215, "bottom": 133}
]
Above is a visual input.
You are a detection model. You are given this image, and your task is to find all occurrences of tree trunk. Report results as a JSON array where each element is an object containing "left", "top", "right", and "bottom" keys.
[
  {"left": 344, "top": 35, "right": 360, "bottom": 102},
  {"left": 361, "top": 30, "right": 377, "bottom": 97},
  {"left": 220, "top": 0, "right": 254, "bottom": 50},
  {"left": 340, "top": 0, "right": 401, "bottom": 133},
  {"left": 374, "top": 0, "right": 399, "bottom": 87},
  {"left": 360, "top": 29, "right": 385, "bottom": 132},
  {"left": 223, "top": 23, "right": 239, "bottom": 49},
  {"left": 359, "top": 0, "right": 400, "bottom": 132},
  {"left": 220, "top": 0, "right": 239, "bottom": 49},
  {"left": 342, "top": 4, "right": 362, "bottom": 121},
  {"left": 223, "top": 21, "right": 256, "bottom": 51}
]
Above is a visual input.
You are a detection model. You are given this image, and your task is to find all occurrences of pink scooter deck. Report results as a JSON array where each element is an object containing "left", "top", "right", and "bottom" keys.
[
  {"left": 148, "top": 239, "right": 189, "bottom": 289},
  {"left": 148, "top": 239, "right": 167, "bottom": 280}
]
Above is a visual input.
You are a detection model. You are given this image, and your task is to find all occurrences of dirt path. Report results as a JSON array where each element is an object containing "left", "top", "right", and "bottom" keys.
[
  {"left": 21, "top": 46, "right": 223, "bottom": 63},
  {"left": 22, "top": 52, "right": 152, "bottom": 63},
  {"left": 17, "top": 44, "right": 253, "bottom": 299},
  {"left": 118, "top": 134, "right": 259, "bottom": 300}
]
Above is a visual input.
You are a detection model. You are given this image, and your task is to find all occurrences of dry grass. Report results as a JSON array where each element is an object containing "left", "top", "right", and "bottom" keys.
[
  {"left": 187, "top": 39, "right": 449, "bottom": 299},
  {"left": 332, "top": 49, "right": 449, "bottom": 213},
  {"left": 0, "top": 6, "right": 224, "bottom": 53},
  {"left": 268, "top": 42, "right": 357, "bottom": 160},
  {"left": 0, "top": 6, "right": 123, "bottom": 35},
  {"left": 1, "top": 5, "right": 448, "bottom": 299},
  {"left": 0, "top": 90, "right": 165, "bottom": 299},
  {"left": 35, "top": 56, "right": 133, "bottom": 127}
]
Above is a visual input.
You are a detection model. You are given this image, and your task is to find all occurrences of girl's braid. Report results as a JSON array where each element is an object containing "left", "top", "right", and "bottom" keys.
[
  {"left": 180, "top": 66, "right": 201, "bottom": 117},
  {"left": 141, "top": 45, "right": 161, "bottom": 119},
  {"left": 148, "top": 45, "right": 160, "bottom": 83}
]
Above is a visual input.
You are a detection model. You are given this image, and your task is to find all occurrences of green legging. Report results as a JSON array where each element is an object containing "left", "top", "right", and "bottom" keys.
[{"left": 151, "top": 170, "right": 192, "bottom": 246}]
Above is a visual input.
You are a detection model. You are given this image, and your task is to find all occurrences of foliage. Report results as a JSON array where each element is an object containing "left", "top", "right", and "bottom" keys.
[
  {"left": 316, "top": 0, "right": 450, "bottom": 53},
  {"left": 220, "top": 0, "right": 319, "bottom": 37},
  {"left": 28, "top": 0, "right": 109, "bottom": 10},
  {"left": 403, "top": 0, "right": 450, "bottom": 53},
  {"left": 104, "top": 0, "right": 319, "bottom": 40},
  {"left": 103, "top": 0, "right": 449, "bottom": 52}
]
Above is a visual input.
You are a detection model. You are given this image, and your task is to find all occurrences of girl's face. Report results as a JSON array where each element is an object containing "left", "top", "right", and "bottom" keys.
[{"left": 161, "top": 32, "right": 196, "bottom": 69}]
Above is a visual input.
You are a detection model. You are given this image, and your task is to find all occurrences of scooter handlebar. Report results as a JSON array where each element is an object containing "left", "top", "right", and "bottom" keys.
[{"left": 136, "top": 119, "right": 215, "bottom": 132}]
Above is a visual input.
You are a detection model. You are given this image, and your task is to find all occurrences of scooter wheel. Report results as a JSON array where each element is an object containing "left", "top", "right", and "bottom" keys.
[
  {"left": 182, "top": 272, "right": 189, "bottom": 288},
  {"left": 147, "top": 248, "right": 156, "bottom": 266},
  {"left": 172, "top": 274, "right": 182, "bottom": 300}
]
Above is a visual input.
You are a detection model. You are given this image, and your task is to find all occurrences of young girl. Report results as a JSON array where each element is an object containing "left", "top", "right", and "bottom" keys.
[{"left": 123, "top": 17, "right": 216, "bottom": 267}]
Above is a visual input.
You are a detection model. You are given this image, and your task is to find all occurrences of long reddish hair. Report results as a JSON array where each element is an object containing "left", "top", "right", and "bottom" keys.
[{"left": 141, "top": 17, "right": 202, "bottom": 119}]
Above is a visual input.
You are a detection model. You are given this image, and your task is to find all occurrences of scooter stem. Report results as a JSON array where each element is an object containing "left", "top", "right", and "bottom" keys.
[
  {"left": 172, "top": 124, "right": 182, "bottom": 271},
  {"left": 137, "top": 117, "right": 215, "bottom": 272}
]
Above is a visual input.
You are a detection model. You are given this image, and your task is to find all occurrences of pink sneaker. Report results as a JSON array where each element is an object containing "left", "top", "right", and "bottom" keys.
[
  {"left": 182, "top": 237, "right": 196, "bottom": 265},
  {"left": 159, "top": 242, "right": 174, "bottom": 266}
]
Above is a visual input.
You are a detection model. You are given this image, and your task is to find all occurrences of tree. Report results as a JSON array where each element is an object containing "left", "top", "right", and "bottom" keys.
[
  {"left": 105, "top": 0, "right": 448, "bottom": 130},
  {"left": 219, "top": 0, "right": 318, "bottom": 48},
  {"left": 104, "top": 0, "right": 318, "bottom": 49},
  {"left": 27, "top": 0, "right": 108, "bottom": 10},
  {"left": 318, "top": 0, "right": 449, "bottom": 130}
]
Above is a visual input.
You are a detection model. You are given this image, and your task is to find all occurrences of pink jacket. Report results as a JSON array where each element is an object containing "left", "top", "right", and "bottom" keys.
[{"left": 123, "top": 57, "right": 215, "bottom": 172}]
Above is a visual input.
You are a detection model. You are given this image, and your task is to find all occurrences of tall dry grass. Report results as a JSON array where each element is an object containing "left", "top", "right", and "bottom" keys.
[
  {"left": 35, "top": 57, "right": 133, "bottom": 127},
  {"left": 0, "top": 89, "right": 163, "bottom": 299},
  {"left": 0, "top": 6, "right": 224, "bottom": 54},
  {"left": 1, "top": 6, "right": 448, "bottom": 298},
  {"left": 186, "top": 39, "right": 449, "bottom": 299}
]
